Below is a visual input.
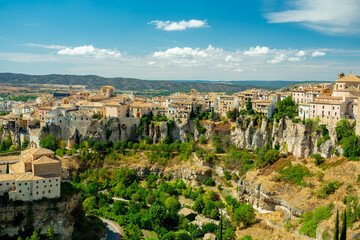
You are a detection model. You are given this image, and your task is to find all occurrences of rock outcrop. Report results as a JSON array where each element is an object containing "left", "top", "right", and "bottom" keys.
[
  {"left": 0, "top": 193, "right": 81, "bottom": 240},
  {"left": 232, "top": 116, "right": 339, "bottom": 158}
]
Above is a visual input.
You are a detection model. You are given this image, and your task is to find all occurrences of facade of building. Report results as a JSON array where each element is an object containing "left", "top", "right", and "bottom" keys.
[{"left": 0, "top": 148, "right": 64, "bottom": 201}]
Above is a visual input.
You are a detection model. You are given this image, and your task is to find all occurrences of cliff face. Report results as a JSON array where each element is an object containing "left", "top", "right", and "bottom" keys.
[
  {"left": 0, "top": 193, "right": 81, "bottom": 240},
  {"left": 231, "top": 117, "right": 340, "bottom": 158},
  {"left": 28, "top": 117, "right": 141, "bottom": 146}
]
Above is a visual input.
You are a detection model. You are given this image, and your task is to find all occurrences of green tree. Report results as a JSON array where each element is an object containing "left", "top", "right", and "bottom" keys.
[
  {"left": 334, "top": 209, "right": 339, "bottom": 240},
  {"left": 39, "top": 135, "right": 57, "bottom": 151},
  {"left": 246, "top": 98, "right": 252, "bottom": 111},
  {"left": 47, "top": 226, "right": 54, "bottom": 240},
  {"left": 336, "top": 119, "right": 354, "bottom": 144},
  {"left": 29, "top": 230, "right": 40, "bottom": 240},
  {"left": 343, "top": 135, "right": 360, "bottom": 160},
  {"left": 6, "top": 162, "right": 9, "bottom": 174},
  {"left": 193, "top": 195, "right": 205, "bottom": 213},
  {"left": 17, "top": 236, "right": 23, "bottom": 240},
  {"left": 340, "top": 210, "right": 347, "bottom": 240},
  {"left": 82, "top": 196, "right": 97, "bottom": 212},
  {"left": 233, "top": 203, "right": 255, "bottom": 227},
  {"left": 165, "top": 196, "right": 180, "bottom": 212}
]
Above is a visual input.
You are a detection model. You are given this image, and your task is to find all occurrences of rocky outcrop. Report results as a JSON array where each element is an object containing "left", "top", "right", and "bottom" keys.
[
  {"left": 232, "top": 116, "right": 339, "bottom": 158},
  {"left": 238, "top": 178, "right": 305, "bottom": 218},
  {"left": 32, "top": 117, "right": 141, "bottom": 145},
  {"left": 0, "top": 193, "right": 81, "bottom": 240}
]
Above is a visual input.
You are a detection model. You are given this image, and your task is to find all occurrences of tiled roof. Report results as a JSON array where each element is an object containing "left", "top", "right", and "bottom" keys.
[
  {"left": 337, "top": 74, "right": 360, "bottom": 83},
  {"left": 0, "top": 174, "right": 16, "bottom": 181},
  {"left": 33, "top": 156, "right": 59, "bottom": 165}
]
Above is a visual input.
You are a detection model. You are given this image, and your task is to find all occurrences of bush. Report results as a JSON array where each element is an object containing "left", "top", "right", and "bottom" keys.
[
  {"left": 276, "top": 164, "right": 312, "bottom": 186},
  {"left": 299, "top": 204, "right": 333, "bottom": 237},
  {"left": 310, "top": 153, "right": 324, "bottom": 166},
  {"left": 204, "top": 177, "right": 215, "bottom": 186},
  {"left": 316, "top": 181, "right": 341, "bottom": 199},
  {"left": 343, "top": 135, "right": 360, "bottom": 160}
]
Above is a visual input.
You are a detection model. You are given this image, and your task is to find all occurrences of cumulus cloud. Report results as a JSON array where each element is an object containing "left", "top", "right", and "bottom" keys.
[
  {"left": 243, "top": 46, "right": 270, "bottom": 56},
  {"left": 57, "top": 45, "right": 121, "bottom": 58},
  {"left": 149, "top": 19, "right": 208, "bottom": 31},
  {"left": 312, "top": 50, "right": 326, "bottom": 57},
  {"left": 265, "top": 0, "right": 360, "bottom": 34}
]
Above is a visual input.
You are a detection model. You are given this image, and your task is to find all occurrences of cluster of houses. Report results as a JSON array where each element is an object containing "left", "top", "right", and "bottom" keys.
[
  {"left": 0, "top": 73, "right": 359, "bottom": 138},
  {"left": 0, "top": 72, "right": 359, "bottom": 203}
]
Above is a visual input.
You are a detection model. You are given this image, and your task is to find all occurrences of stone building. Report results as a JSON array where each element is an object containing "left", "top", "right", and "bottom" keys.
[
  {"left": 100, "top": 86, "right": 115, "bottom": 98},
  {"left": 0, "top": 148, "right": 66, "bottom": 201},
  {"left": 105, "top": 102, "right": 129, "bottom": 118}
]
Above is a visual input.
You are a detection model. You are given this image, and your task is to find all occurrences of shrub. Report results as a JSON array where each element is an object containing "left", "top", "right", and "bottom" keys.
[
  {"left": 316, "top": 181, "right": 342, "bottom": 199},
  {"left": 299, "top": 204, "right": 333, "bottom": 237},
  {"left": 277, "top": 164, "right": 312, "bottom": 186},
  {"left": 204, "top": 177, "right": 215, "bottom": 186},
  {"left": 310, "top": 153, "right": 324, "bottom": 166}
]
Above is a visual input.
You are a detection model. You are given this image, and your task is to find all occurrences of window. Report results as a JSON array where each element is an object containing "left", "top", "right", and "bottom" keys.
[
  {"left": 19, "top": 190, "right": 22, "bottom": 193},
  {"left": 56, "top": 179, "right": 58, "bottom": 182},
  {"left": 25, "top": 183, "right": 27, "bottom": 185},
  {"left": 49, "top": 180, "right": 51, "bottom": 182},
  {"left": 19, "top": 183, "right": 21, "bottom": 186},
  {"left": 36, "top": 192, "right": 38, "bottom": 195},
  {"left": 49, "top": 190, "right": 51, "bottom": 193},
  {"left": 7, "top": 183, "right": 9, "bottom": 185}
]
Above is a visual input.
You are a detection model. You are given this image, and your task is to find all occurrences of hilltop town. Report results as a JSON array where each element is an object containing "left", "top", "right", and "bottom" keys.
[{"left": 1, "top": 73, "right": 360, "bottom": 240}]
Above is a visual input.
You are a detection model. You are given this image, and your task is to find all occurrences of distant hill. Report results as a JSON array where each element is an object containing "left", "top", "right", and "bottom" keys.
[
  {"left": 0, "top": 73, "right": 271, "bottom": 92},
  {"left": 0, "top": 73, "right": 330, "bottom": 92}
]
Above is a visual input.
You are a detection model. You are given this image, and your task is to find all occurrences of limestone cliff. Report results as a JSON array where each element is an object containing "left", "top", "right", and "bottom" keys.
[
  {"left": 231, "top": 116, "right": 340, "bottom": 158},
  {"left": 0, "top": 193, "right": 81, "bottom": 240}
]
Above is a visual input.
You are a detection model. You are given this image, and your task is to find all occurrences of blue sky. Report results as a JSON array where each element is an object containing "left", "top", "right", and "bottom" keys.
[{"left": 0, "top": 0, "right": 359, "bottom": 81}]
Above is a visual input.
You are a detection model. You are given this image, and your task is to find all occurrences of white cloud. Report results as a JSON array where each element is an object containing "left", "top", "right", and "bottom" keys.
[
  {"left": 288, "top": 56, "right": 302, "bottom": 61},
  {"left": 57, "top": 45, "right": 121, "bottom": 58},
  {"left": 312, "top": 50, "right": 326, "bottom": 57},
  {"left": 243, "top": 46, "right": 270, "bottom": 56},
  {"left": 149, "top": 19, "right": 208, "bottom": 31},
  {"left": 21, "top": 43, "right": 67, "bottom": 49},
  {"left": 268, "top": 54, "right": 286, "bottom": 64},
  {"left": 265, "top": 0, "right": 360, "bottom": 34},
  {"left": 295, "top": 50, "right": 306, "bottom": 57}
]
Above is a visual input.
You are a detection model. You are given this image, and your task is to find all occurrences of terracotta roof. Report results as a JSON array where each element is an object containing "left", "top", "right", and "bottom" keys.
[
  {"left": 178, "top": 208, "right": 197, "bottom": 216},
  {"left": 337, "top": 74, "right": 360, "bottom": 82},
  {"left": 32, "top": 148, "right": 54, "bottom": 155},
  {"left": 15, "top": 173, "right": 59, "bottom": 181},
  {"left": 9, "top": 162, "right": 22, "bottom": 174},
  {"left": 0, "top": 174, "right": 16, "bottom": 181},
  {"left": 33, "top": 156, "right": 59, "bottom": 165},
  {"left": 312, "top": 101, "right": 344, "bottom": 105}
]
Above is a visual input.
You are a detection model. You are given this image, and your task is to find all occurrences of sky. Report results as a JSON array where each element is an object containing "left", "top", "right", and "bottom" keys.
[{"left": 0, "top": 0, "right": 359, "bottom": 81}]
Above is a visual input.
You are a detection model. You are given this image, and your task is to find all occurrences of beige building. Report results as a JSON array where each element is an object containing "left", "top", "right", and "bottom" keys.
[
  {"left": 333, "top": 73, "right": 360, "bottom": 98},
  {"left": 0, "top": 148, "right": 65, "bottom": 201},
  {"left": 129, "top": 102, "right": 157, "bottom": 118},
  {"left": 218, "top": 96, "right": 236, "bottom": 116},
  {"left": 309, "top": 96, "right": 346, "bottom": 125},
  {"left": 105, "top": 102, "right": 129, "bottom": 118},
  {"left": 100, "top": 86, "right": 115, "bottom": 98}
]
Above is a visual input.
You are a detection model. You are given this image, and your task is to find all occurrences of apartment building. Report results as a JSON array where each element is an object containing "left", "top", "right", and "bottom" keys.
[{"left": 309, "top": 96, "right": 347, "bottom": 125}]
